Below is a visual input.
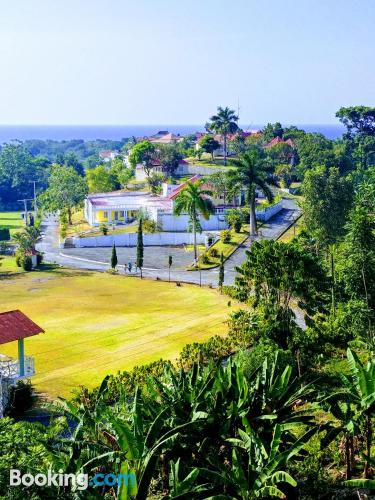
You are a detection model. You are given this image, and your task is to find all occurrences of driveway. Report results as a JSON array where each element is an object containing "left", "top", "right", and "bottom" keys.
[{"left": 37, "top": 198, "right": 301, "bottom": 287}]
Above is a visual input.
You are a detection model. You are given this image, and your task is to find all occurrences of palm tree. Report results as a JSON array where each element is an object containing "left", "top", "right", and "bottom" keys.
[
  {"left": 173, "top": 180, "right": 214, "bottom": 263},
  {"left": 13, "top": 226, "right": 41, "bottom": 253},
  {"left": 229, "top": 150, "right": 276, "bottom": 236},
  {"left": 207, "top": 106, "right": 239, "bottom": 165}
]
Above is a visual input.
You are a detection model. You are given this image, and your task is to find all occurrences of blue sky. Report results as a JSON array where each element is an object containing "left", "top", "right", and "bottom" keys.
[{"left": 0, "top": 0, "right": 374, "bottom": 125}]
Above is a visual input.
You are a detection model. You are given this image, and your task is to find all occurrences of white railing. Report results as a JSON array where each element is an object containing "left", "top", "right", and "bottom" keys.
[{"left": 0, "top": 356, "right": 35, "bottom": 380}]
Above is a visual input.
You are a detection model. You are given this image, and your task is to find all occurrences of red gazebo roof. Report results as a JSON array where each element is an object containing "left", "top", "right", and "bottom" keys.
[{"left": 0, "top": 310, "right": 44, "bottom": 345}]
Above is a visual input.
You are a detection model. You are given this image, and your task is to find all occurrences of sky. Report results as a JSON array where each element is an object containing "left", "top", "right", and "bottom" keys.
[{"left": 0, "top": 0, "right": 374, "bottom": 126}]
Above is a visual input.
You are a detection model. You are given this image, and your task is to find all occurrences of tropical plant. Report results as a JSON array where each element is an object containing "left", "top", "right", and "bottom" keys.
[
  {"left": 206, "top": 106, "right": 239, "bottom": 165},
  {"left": 229, "top": 150, "right": 276, "bottom": 236},
  {"left": 173, "top": 180, "right": 214, "bottom": 263},
  {"left": 136, "top": 218, "right": 144, "bottom": 277},
  {"left": 111, "top": 243, "right": 118, "bottom": 269}
]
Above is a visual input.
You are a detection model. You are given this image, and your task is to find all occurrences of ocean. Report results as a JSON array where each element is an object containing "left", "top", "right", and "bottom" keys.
[{"left": 0, "top": 124, "right": 345, "bottom": 144}]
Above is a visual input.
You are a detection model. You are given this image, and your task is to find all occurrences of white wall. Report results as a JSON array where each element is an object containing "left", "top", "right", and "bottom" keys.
[
  {"left": 256, "top": 201, "right": 283, "bottom": 221},
  {"left": 158, "top": 213, "right": 228, "bottom": 232},
  {"left": 73, "top": 231, "right": 207, "bottom": 248}
]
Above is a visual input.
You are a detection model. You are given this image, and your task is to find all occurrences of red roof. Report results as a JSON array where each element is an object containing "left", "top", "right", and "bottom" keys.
[
  {"left": 168, "top": 175, "right": 201, "bottom": 200},
  {"left": 0, "top": 310, "right": 44, "bottom": 345}
]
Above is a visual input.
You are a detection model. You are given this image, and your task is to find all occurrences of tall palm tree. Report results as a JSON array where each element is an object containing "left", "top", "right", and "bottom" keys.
[
  {"left": 173, "top": 180, "right": 214, "bottom": 263},
  {"left": 207, "top": 106, "right": 239, "bottom": 165},
  {"left": 229, "top": 150, "right": 276, "bottom": 236}
]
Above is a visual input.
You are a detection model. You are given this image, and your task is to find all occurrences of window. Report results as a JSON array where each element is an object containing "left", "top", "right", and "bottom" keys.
[{"left": 103, "top": 211, "right": 108, "bottom": 219}]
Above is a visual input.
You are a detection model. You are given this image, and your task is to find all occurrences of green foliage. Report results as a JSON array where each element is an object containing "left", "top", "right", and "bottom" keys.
[
  {"left": 302, "top": 166, "right": 353, "bottom": 246},
  {"left": 5, "top": 380, "right": 35, "bottom": 416},
  {"left": 262, "top": 122, "right": 284, "bottom": 142},
  {"left": 229, "top": 150, "right": 275, "bottom": 235},
  {"left": 225, "top": 208, "right": 243, "bottom": 232},
  {"left": 146, "top": 172, "right": 165, "bottom": 194},
  {"left": 39, "top": 164, "right": 88, "bottom": 224},
  {"left": 22, "top": 255, "right": 32, "bottom": 271},
  {"left": 198, "top": 135, "right": 220, "bottom": 160},
  {"left": 128, "top": 140, "right": 156, "bottom": 176},
  {"left": 0, "top": 228, "right": 10, "bottom": 241},
  {"left": 142, "top": 219, "right": 160, "bottom": 233},
  {"left": 173, "top": 180, "right": 214, "bottom": 262},
  {"left": 206, "top": 106, "right": 239, "bottom": 163},
  {"left": 220, "top": 229, "right": 231, "bottom": 243},
  {"left": 136, "top": 218, "right": 144, "bottom": 271},
  {"left": 111, "top": 243, "right": 118, "bottom": 269},
  {"left": 218, "top": 252, "right": 225, "bottom": 288},
  {"left": 100, "top": 223, "right": 108, "bottom": 235},
  {"left": 86, "top": 164, "right": 119, "bottom": 193}
]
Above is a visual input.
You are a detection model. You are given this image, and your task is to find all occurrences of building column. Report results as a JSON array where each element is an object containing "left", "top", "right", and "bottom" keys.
[{"left": 18, "top": 338, "right": 25, "bottom": 377}]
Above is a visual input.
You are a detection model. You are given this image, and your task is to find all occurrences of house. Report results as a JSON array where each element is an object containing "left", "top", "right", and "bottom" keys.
[
  {"left": 99, "top": 150, "right": 119, "bottom": 162},
  {"left": 84, "top": 175, "right": 239, "bottom": 231},
  {"left": 0, "top": 310, "right": 44, "bottom": 417},
  {"left": 149, "top": 132, "right": 183, "bottom": 145},
  {"left": 264, "top": 137, "right": 296, "bottom": 149}
]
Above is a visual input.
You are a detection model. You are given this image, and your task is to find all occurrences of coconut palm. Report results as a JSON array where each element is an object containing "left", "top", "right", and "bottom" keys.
[
  {"left": 207, "top": 106, "right": 239, "bottom": 165},
  {"left": 12, "top": 226, "right": 41, "bottom": 252},
  {"left": 173, "top": 180, "right": 214, "bottom": 263},
  {"left": 229, "top": 150, "right": 276, "bottom": 236}
]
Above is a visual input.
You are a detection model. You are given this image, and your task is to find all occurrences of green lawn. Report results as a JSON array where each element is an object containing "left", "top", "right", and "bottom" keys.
[
  {"left": 277, "top": 216, "right": 304, "bottom": 243},
  {"left": 0, "top": 259, "right": 235, "bottom": 398},
  {"left": 0, "top": 211, "right": 23, "bottom": 236}
]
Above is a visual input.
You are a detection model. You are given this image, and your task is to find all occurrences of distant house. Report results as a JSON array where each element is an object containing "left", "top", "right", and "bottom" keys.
[
  {"left": 149, "top": 132, "right": 183, "bottom": 145},
  {"left": 264, "top": 137, "right": 296, "bottom": 149},
  {"left": 0, "top": 310, "right": 44, "bottom": 417},
  {"left": 99, "top": 150, "right": 119, "bottom": 162}
]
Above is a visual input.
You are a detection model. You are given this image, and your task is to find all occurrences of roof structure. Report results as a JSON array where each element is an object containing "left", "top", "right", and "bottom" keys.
[
  {"left": 0, "top": 310, "right": 44, "bottom": 345},
  {"left": 265, "top": 137, "right": 296, "bottom": 149}
]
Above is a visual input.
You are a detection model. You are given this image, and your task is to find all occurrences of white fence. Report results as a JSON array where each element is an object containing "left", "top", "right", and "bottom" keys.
[{"left": 73, "top": 231, "right": 208, "bottom": 248}]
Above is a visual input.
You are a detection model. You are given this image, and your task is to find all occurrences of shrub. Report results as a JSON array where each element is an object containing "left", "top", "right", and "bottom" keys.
[
  {"left": 225, "top": 209, "right": 243, "bottom": 233},
  {"left": 15, "top": 251, "right": 23, "bottom": 267},
  {"left": 0, "top": 228, "right": 10, "bottom": 241},
  {"left": 198, "top": 253, "right": 210, "bottom": 264},
  {"left": 143, "top": 219, "right": 160, "bottom": 233},
  {"left": 100, "top": 223, "right": 109, "bottom": 235},
  {"left": 60, "top": 223, "right": 67, "bottom": 239},
  {"left": 208, "top": 247, "right": 219, "bottom": 258},
  {"left": 36, "top": 252, "right": 43, "bottom": 265},
  {"left": 5, "top": 380, "right": 35, "bottom": 416},
  {"left": 22, "top": 256, "right": 33, "bottom": 271},
  {"left": 220, "top": 229, "right": 231, "bottom": 244}
]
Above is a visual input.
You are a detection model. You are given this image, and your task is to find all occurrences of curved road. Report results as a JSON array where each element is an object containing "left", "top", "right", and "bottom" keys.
[{"left": 37, "top": 198, "right": 300, "bottom": 287}]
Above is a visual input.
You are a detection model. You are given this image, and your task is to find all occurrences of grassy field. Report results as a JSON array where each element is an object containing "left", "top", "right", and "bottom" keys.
[
  {"left": 0, "top": 211, "right": 23, "bottom": 236},
  {"left": 0, "top": 259, "right": 234, "bottom": 398}
]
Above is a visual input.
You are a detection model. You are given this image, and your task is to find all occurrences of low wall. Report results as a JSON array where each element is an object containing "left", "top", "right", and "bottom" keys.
[
  {"left": 158, "top": 213, "right": 228, "bottom": 232},
  {"left": 72, "top": 231, "right": 207, "bottom": 248},
  {"left": 256, "top": 201, "right": 283, "bottom": 221}
]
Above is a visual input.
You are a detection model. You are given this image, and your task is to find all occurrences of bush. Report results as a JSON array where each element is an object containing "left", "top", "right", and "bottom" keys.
[
  {"left": 15, "top": 251, "right": 23, "bottom": 267},
  {"left": 199, "top": 253, "right": 210, "bottom": 264},
  {"left": 60, "top": 222, "right": 67, "bottom": 239},
  {"left": 36, "top": 252, "right": 43, "bottom": 265},
  {"left": 100, "top": 223, "right": 109, "bottom": 235},
  {"left": 143, "top": 219, "right": 160, "bottom": 233},
  {"left": 22, "top": 256, "right": 33, "bottom": 271},
  {"left": 208, "top": 247, "right": 219, "bottom": 258},
  {"left": 5, "top": 380, "right": 35, "bottom": 416},
  {"left": 220, "top": 229, "right": 231, "bottom": 244},
  {"left": 225, "top": 209, "right": 243, "bottom": 233},
  {"left": 0, "top": 228, "right": 10, "bottom": 241}
]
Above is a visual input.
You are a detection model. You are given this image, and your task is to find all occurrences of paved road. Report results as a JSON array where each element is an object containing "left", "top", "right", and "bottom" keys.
[{"left": 37, "top": 198, "right": 300, "bottom": 287}]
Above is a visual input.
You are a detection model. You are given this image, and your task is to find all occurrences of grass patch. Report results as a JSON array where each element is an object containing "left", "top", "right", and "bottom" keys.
[
  {"left": 277, "top": 215, "right": 304, "bottom": 243},
  {"left": 0, "top": 211, "right": 23, "bottom": 236},
  {"left": 0, "top": 259, "right": 235, "bottom": 398},
  {"left": 190, "top": 229, "right": 248, "bottom": 270}
]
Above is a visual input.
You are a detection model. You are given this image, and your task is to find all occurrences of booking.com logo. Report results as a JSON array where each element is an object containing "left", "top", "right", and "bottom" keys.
[{"left": 10, "top": 469, "right": 137, "bottom": 491}]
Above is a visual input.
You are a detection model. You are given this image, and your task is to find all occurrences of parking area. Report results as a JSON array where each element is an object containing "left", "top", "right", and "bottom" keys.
[{"left": 61, "top": 245, "right": 196, "bottom": 270}]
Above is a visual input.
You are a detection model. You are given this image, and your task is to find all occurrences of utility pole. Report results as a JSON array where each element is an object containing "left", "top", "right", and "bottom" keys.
[
  {"left": 18, "top": 199, "right": 33, "bottom": 227},
  {"left": 29, "top": 180, "right": 38, "bottom": 214}
]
